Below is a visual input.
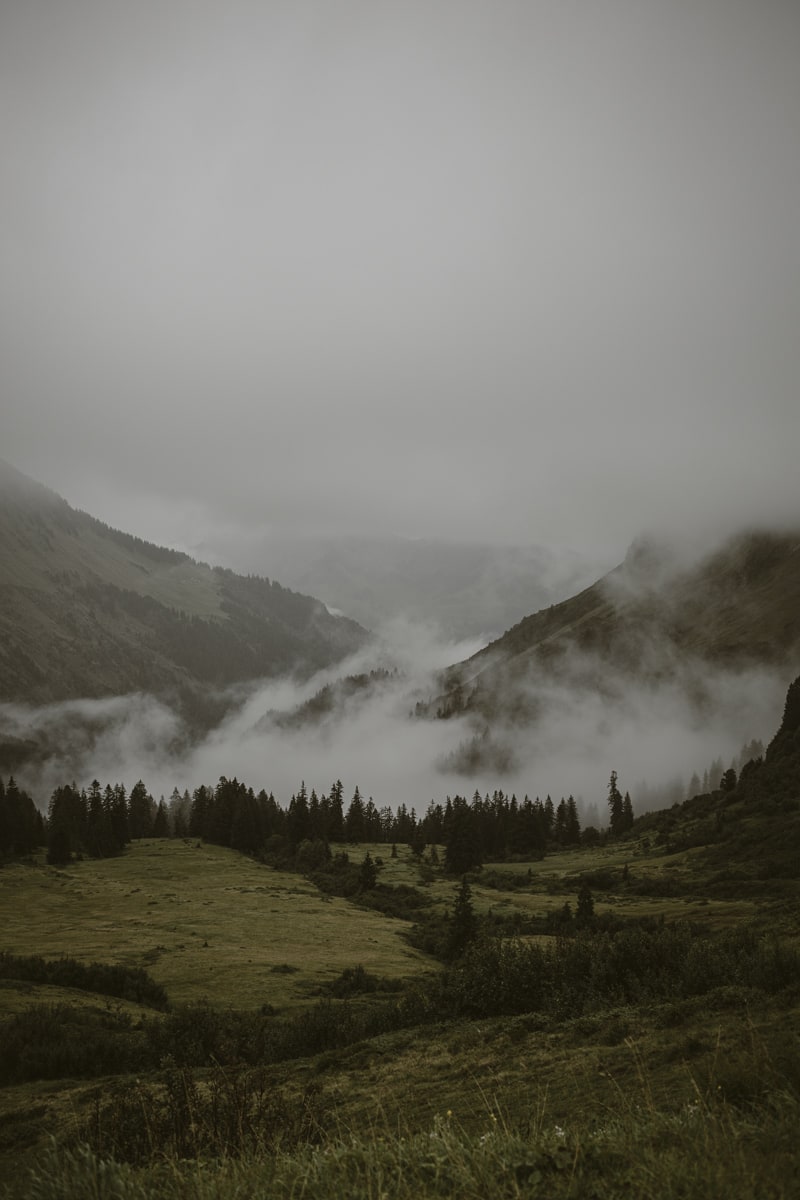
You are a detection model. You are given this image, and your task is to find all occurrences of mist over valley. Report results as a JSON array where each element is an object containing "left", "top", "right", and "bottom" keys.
[{"left": 1, "top": 460, "right": 796, "bottom": 827}]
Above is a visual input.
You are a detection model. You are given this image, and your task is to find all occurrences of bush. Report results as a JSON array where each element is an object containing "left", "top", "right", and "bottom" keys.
[
  {"left": 0, "top": 1004, "right": 147, "bottom": 1085},
  {"left": 78, "top": 1062, "right": 329, "bottom": 1163},
  {"left": 0, "top": 952, "right": 168, "bottom": 1010}
]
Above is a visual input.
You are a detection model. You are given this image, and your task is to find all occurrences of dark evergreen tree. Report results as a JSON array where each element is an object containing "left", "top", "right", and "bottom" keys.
[
  {"left": 86, "top": 780, "right": 115, "bottom": 857},
  {"left": 110, "top": 784, "right": 129, "bottom": 848},
  {"left": 190, "top": 784, "right": 212, "bottom": 839},
  {"left": 720, "top": 768, "right": 738, "bottom": 793},
  {"left": 47, "top": 784, "right": 85, "bottom": 858},
  {"left": 328, "top": 780, "right": 345, "bottom": 842},
  {"left": 0, "top": 778, "right": 40, "bottom": 857},
  {"left": 358, "top": 851, "right": 378, "bottom": 891},
  {"left": 46, "top": 823, "right": 72, "bottom": 866},
  {"left": 565, "top": 795, "right": 581, "bottom": 845},
  {"left": 129, "top": 780, "right": 154, "bottom": 839},
  {"left": 607, "top": 771, "right": 624, "bottom": 836},
  {"left": 152, "top": 799, "right": 169, "bottom": 838},
  {"left": 554, "top": 798, "right": 568, "bottom": 845},
  {"left": 444, "top": 796, "right": 482, "bottom": 875},
  {"left": 230, "top": 787, "right": 262, "bottom": 853},
  {"left": 445, "top": 877, "right": 477, "bottom": 959},
  {"left": 287, "top": 782, "right": 311, "bottom": 848},
  {"left": 543, "top": 795, "right": 555, "bottom": 836},
  {"left": 345, "top": 786, "right": 365, "bottom": 843}
]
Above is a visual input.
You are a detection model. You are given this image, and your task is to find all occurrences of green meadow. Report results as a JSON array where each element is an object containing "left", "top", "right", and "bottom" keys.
[{"left": 1, "top": 831, "right": 798, "bottom": 1200}]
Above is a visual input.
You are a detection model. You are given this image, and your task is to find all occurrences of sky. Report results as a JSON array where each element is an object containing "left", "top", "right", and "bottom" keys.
[{"left": 2, "top": 0, "right": 799, "bottom": 564}]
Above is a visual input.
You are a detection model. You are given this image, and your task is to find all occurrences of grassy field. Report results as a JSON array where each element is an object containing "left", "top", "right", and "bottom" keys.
[
  {"left": 1, "top": 832, "right": 798, "bottom": 1198},
  {"left": 0, "top": 841, "right": 434, "bottom": 1011}
]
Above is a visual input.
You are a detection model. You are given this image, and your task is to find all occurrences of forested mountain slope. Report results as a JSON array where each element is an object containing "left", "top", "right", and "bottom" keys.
[
  {"left": 0, "top": 460, "right": 366, "bottom": 712},
  {"left": 433, "top": 529, "right": 800, "bottom": 722}
]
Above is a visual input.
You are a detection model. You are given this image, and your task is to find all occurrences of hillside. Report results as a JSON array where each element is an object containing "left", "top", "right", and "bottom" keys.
[
  {"left": 431, "top": 528, "right": 800, "bottom": 725},
  {"left": 1, "top": 677, "right": 799, "bottom": 1197},
  {"left": 0, "top": 460, "right": 366, "bottom": 721}
]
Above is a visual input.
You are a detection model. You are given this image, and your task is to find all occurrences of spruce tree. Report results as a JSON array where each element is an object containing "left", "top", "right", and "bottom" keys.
[
  {"left": 446, "top": 877, "right": 477, "bottom": 959},
  {"left": 358, "top": 851, "right": 378, "bottom": 891},
  {"left": 607, "top": 771, "right": 624, "bottom": 836}
]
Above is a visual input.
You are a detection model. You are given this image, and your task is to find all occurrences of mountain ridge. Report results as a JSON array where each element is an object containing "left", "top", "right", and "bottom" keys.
[
  {"left": 0, "top": 459, "right": 367, "bottom": 717},
  {"left": 430, "top": 526, "right": 800, "bottom": 726}
]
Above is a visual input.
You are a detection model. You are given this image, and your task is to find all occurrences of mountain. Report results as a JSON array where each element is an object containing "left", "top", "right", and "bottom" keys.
[
  {"left": 192, "top": 532, "right": 609, "bottom": 640},
  {"left": 634, "top": 671, "right": 800, "bottom": 883},
  {"left": 0, "top": 460, "right": 367, "bottom": 720},
  {"left": 430, "top": 528, "right": 800, "bottom": 726}
]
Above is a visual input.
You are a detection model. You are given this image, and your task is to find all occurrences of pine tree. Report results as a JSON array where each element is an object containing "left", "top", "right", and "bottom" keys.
[
  {"left": 565, "top": 795, "right": 581, "bottom": 845},
  {"left": 129, "top": 780, "right": 154, "bottom": 839},
  {"left": 345, "top": 786, "right": 365, "bottom": 843},
  {"left": 607, "top": 771, "right": 624, "bottom": 836},
  {"left": 153, "top": 799, "right": 169, "bottom": 838},
  {"left": 358, "top": 851, "right": 378, "bottom": 891},
  {"left": 328, "top": 781, "right": 345, "bottom": 842},
  {"left": 444, "top": 797, "right": 482, "bottom": 875},
  {"left": 446, "top": 877, "right": 477, "bottom": 959}
]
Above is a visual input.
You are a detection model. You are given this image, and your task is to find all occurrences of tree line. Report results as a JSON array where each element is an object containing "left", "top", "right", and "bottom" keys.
[{"left": 2, "top": 770, "right": 644, "bottom": 870}]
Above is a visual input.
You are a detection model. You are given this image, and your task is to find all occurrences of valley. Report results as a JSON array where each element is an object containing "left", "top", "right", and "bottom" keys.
[{"left": 1, "top": 676, "right": 799, "bottom": 1198}]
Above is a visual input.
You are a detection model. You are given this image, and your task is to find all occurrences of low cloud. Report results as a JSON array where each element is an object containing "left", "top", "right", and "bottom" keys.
[{"left": 1, "top": 619, "right": 790, "bottom": 830}]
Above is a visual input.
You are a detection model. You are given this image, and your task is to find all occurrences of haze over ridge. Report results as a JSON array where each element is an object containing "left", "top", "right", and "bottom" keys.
[{"left": 0, "top": 459, "right": 795, "bottom": 833}]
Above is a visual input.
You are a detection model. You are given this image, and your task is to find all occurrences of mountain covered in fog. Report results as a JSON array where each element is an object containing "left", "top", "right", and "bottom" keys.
[
  {"left": 198, "top": 532, "right": 608, "bottom": 640},
  {"left": 427, "top": 529, "right": 800, "bottom": 763},
  {"left": 0, "top": 460, "right": 367, "bottom": 718}
]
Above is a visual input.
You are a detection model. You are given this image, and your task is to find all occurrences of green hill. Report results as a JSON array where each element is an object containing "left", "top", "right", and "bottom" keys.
[
  {"left": 1, "top": 679, "right": 799, "bottom": 1197},
  {"left": 0, "top": 460, "right": 366, "bottom": 721},
  {"left": 431, "top": 528, "right": 800, "bottom": 724}
]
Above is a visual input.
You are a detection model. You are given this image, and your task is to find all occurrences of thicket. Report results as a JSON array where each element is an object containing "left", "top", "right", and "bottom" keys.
[
  {"left": 442, "top": 923, "right": 800, "bottom": 1019},
  {"left": 4, "top": 922, "right": 798, "bottom": 1090},
  {"left": 79, "top": 1063, "right": 328, "bottom": 1164},
  {"left": 0, "top": 1004, "right": 145, "bottom": 1085},
  {"left": 0, "top": 952, "right": 168, "bottom": 1009}
]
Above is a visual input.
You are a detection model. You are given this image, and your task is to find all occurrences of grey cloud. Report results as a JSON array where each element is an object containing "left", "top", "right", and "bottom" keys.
[
  {"left": 2, "top": 615, "right": 790, "bottom": 829},
  {"left": 1, "top": 0, "right": 798, "bottom": 559}
]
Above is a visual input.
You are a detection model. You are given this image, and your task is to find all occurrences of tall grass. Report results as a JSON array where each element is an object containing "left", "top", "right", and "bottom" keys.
[{"left": 13, "top": 1087, "right": 800, "bottom": 1200}]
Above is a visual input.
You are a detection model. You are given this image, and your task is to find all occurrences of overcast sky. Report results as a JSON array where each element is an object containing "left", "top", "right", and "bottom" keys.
[{"left": 2, "top": 0, "right": 799, "bottom": 564}]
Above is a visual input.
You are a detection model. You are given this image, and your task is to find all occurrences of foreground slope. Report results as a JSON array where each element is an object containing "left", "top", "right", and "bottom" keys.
[
  {"left": 1, "top": 678, "right": 800, "bottom": 1198},
  {"left": 0, "top": 460, "right": 366, "bottom": 715}
]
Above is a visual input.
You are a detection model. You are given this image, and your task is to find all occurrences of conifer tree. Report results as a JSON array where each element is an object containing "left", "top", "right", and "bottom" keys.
[
  {"left": 358, "top": 851, "right": 378, "bottom": 891},
  {"left": 607, "top": 771, "right": 624, "bottom": 836},
  {"left": 444, "top": 796, "right": 482, "bottom": 874},
  {"left": 446, "top": 877, "right": 477, "bottom": 959}
]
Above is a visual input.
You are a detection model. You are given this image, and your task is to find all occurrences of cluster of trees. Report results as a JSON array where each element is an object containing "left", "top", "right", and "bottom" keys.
[
  {"left": 11, "top": 772, "right": 599, "bottom": 872},
  {"left": 45, "top": 779, "right": 170, "bottom": 864},
  {"left": 634, "top": 739, "right": 766, "bottom": 812},
  {"left": 0, "top": 777, "right": 44, "bottom": 857},
  {"left": 185, "top": 781, "right": 593, "bottom": 870},
  {"left": 4, "top": 768, "right": 644, "bottom": 872},
  {"left": 606, "top": 771, "right": 634, "bottom": 837}
]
